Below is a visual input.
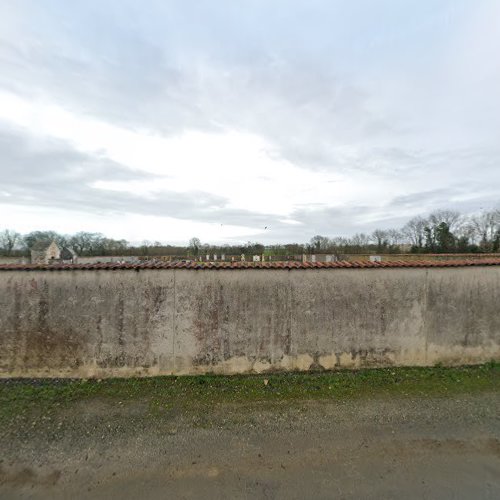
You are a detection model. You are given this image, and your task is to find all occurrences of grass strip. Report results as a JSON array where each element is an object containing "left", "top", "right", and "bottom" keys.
[{"left": 0, "top": 362, "right": 498, "bottom": 423}]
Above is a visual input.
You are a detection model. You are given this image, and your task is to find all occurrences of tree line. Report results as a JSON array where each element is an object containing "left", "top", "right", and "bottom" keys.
[
  {"left": 0, "top": 208, "right": 498, "bottom": 257},
  {"left": 306, "top": 209, "right": 499, "bottom": 255},
  {"left": 0, "top": 230, "right": 129, "bottom": 257}
]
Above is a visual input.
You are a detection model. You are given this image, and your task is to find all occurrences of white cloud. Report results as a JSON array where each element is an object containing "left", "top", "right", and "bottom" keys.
[
  {"left": 0, "top": 202, "right": 263, "bottom": 244},
  {"left": 0, "top": 90, "right": 402, "bottom": 219}
]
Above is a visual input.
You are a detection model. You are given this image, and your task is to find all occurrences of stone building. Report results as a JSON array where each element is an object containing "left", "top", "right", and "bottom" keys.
[
  {"left": 31, "top": 241, "right": 60, "bottom": 264},
  {"left": 30, "top": 241, "right": 78, "bottom": 264}
]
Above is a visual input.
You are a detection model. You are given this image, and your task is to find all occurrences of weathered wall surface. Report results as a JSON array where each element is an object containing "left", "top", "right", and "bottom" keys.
[{"left": 0, "top": 267, "right": 499, "bottom": 377}]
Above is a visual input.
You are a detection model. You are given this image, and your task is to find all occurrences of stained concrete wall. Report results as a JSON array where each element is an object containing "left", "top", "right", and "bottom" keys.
[{"left": 0, "top": 267, "right": 499, "bottom": 377}]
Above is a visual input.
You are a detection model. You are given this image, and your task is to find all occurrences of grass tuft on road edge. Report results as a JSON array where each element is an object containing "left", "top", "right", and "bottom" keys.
[{"left": 0, "top": 362, "right": 498, "bottom": 423}]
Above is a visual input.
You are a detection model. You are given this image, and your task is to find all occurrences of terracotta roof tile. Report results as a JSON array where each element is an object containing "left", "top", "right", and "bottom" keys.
[{"left": 1, "top": 259, "right": 500, "bottom": 271}]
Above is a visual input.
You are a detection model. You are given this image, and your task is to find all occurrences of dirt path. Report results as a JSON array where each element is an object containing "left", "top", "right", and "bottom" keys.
[{"left": 1, "top": 391, "right": 499, "bottom": 499}]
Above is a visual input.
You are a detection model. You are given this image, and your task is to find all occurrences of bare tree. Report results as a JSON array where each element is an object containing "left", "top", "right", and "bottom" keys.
[
  {"left": 330, "top": 236, "right": 348, "bottom": 247},
  {"left": 310, "top": 235, "right": 330, "bottom": 252},
  {"left": 402, "top": 216, "right": 427, "bottom": 248},
  {"left": 69, "top": 232, "right": 105, "bottom": 255},
  {"left": 455, "top": 220, "right": 475, "bottom": 243},
  {"left": 350, "top": 233, "right": 370, "bottom": 247},
  {"left": 188, "top": 237, "right": 201, "bottom": 256},
  {"left": 23, "top": 230, "right": 66, "bottom": 249},
  {"left": 0, "top": 229, "right": 21, "bottom": 255},
  {"left": 469, "top": 210, "right": 499, "bottom": 248},
  {"left": 387, "top": 229, "right": 403, "bottom": 246},
  {"left": 428, "top": 210, "right": 461, "bottom": 232},
  {"left": 371, "top": 229, "right": 389, "bottom": 250}
]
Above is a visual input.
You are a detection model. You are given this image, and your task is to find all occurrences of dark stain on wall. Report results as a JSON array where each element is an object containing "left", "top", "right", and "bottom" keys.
[
  {"left": 116, "top": 294, "right": 125, "bottom": 347},
  {"left": 192, "top": 282, "right": 228, "bottom": 366},
  {"left": 20, "top": 279, "right": 85, "bottom": 370}
]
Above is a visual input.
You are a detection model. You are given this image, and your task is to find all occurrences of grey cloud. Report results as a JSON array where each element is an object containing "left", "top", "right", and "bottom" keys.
[
  {"left": 0, "top": 1, "right": 398, "bottom": 166},
  {"left": 4, "top": 0, "right": 497, "bottom": 177},
  {"left": 0, "top": 129, "right": 151, "bottom": 183},
  {"left": 0, "top": 127, "right": 297, "bottom": 232},
  {"left": 0, "top": 128, "right": 224, "bottom": 217},
  {"left": 389, "top": 189, "right": 463, "bottom": 209}
]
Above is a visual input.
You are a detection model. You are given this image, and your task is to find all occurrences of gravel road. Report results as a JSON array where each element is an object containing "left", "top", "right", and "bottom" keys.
[{"left": 1, "top": 392, "right": 499, "bottom": 499}]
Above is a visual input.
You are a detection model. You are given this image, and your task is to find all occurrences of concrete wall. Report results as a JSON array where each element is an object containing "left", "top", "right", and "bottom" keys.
[{"left": 0, "top": 267, "right": 499, "bottom": 377}]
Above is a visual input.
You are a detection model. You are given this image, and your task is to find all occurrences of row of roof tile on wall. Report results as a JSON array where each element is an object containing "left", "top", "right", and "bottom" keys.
[{"left": 0, "top": 259, "right": 500, "bottom": 271}]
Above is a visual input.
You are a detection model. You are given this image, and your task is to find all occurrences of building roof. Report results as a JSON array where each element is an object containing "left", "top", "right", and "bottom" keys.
[
  {"left": 31, "top": 240, "right": 58, "bottom": 251},
  {"left": 1, "top": 259, "right": 500, "bottom": 271},
  {"left": 60, "top": 247, "right": 77, "bottom": 260}
]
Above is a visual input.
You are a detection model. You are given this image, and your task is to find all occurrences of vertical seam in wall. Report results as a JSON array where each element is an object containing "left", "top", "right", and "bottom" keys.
[
  {"left": 288, "top": 270, "right": 293, "bottom": 360},
  {"left": 172, "top": 269, "right": 176, "bottom": 374},
  {"left": 423, "top": 269, "right": 429, "bottom": 365}
]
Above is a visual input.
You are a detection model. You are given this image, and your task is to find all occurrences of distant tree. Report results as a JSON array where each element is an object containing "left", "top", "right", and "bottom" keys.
[
  {"left": 188, "top": 237, "right": 201, "bottom": 257},
  {"left": 387, "top": 229, "right": 403, "bottom": 247},
  {"left": 0, "top": 229, "right": 21, "bottom": 255},
  {"left": 310, "top": 235, "right": 330, "bottom": 252},
  {"left": 2, "top": 206, "right": 498, "bottom": 261},
  {"left": 98, "top": 238, "right": 128, "bottom": 255},
  {"left": 455, "top": 218, "right": 474, "bottom": 244},
  {"left": 69, "top": 232, "right": 105, "bottom": 255},
  {"left": 350, "top": 233, "right": 370, "bottom": 249},
  {"left": 469, "top": 210, "right": 499, "bottom": 250},
  {"left": 428, "top": 210, "right": 461, "bottom": 232},
  {"left": 23, "top": 230, "right": 66, "bottom": 250},
  {"left": 139, "top": 240, "right": 152, "bottom": 256},
  {"left": 330, "top": 236, "right": 349, "bottom": 248},
  {"left": 493, "top": 229, "right": 500, "bottom": 252},
  {"left": 283, "top": 243, "right": 305, "bottom": 255},
  {"left": 434, "top": 222, "right": 455, "bottom": 252},
  {"left": 423, "top": 225, "right": 435, "bottom": 252},
  {"left": 372, "top": 229, "right": 389, "bottom": 252},
  {"left": 244, "top": 241, "right": 265, "bottom": 254},
  {"left": 455, "top": 235, "right": 473, "bottom": 253},
  {"left": 402, "top": 216, "right": 427, "bottom": 250}
]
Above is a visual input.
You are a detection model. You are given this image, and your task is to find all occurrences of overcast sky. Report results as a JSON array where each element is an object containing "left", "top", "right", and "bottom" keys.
[{"left": 0, "top": 0, "right": 499, "bottom": 244}]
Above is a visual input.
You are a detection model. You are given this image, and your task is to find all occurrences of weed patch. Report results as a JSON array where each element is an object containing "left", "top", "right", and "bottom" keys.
[{"left": 0, "top": 363, "right": 498, "bottom": 424}]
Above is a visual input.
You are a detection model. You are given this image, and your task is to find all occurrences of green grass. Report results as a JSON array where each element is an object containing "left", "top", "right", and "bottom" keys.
[{"left": 0, "top": 363, "right": 499, "bottom": 423}]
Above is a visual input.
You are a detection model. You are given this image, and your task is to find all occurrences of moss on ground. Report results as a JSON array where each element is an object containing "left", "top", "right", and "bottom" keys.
[{"left": 0, "top": 363, "right": 498, "bottom": 424}]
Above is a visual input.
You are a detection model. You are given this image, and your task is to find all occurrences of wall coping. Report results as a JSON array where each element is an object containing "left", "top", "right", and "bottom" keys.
[{"left": 1, "top": 259, "right": 500, "bottom": 271}]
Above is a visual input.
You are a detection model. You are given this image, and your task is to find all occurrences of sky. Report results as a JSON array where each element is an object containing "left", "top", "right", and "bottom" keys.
[{"left": 0, "top": 0, "right": 499, "bottom": 245}]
